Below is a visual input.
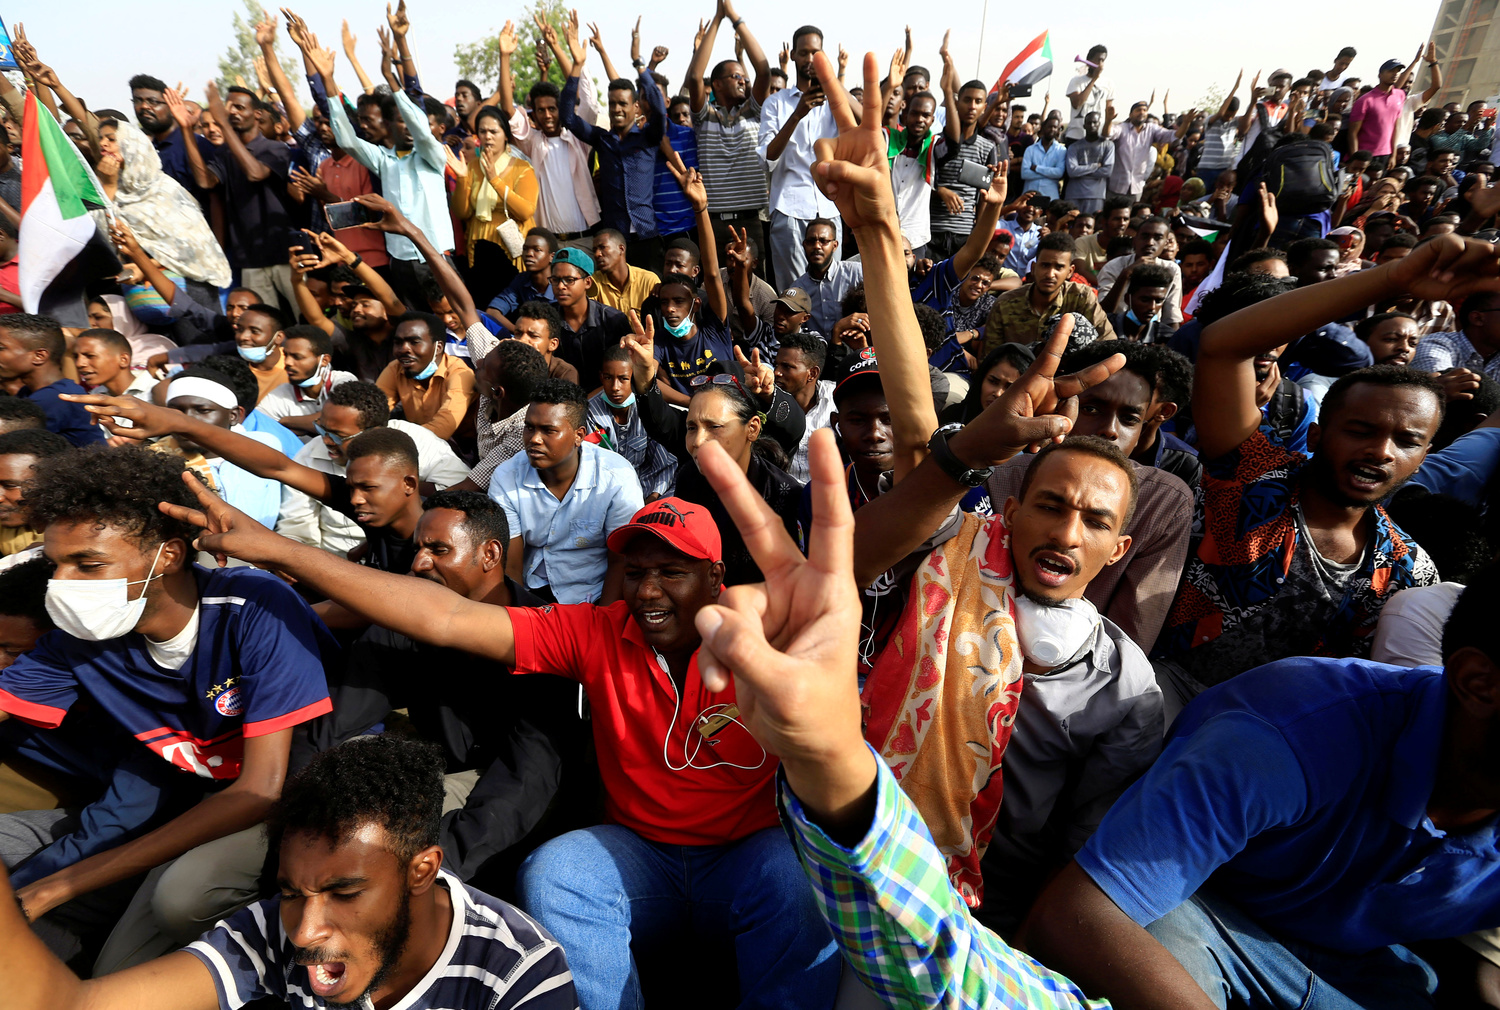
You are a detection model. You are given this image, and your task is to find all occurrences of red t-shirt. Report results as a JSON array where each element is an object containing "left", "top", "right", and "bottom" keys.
[
  {"left": 0, "top": 260, "right": 19, "bottom": 314},
  {"left": 318, "top": 154, "right": 390, "bottom": 266},
  {"left": 508, "top": 601, "right": 779, "bottom": 846}
]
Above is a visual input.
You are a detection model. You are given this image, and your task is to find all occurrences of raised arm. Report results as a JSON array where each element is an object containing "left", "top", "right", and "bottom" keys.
[
  {"left": 950, "top": 172, "right": 1008, "bottom": 280},
  {"left": 255, "top": 12, "right": 305, "bottom": 131},
  {"left": 686, "top": 1, "right": 723, "bottom": 114},
  {"left": 725, "top": 226, "right": 760, "bottom": 332},
  {"left": 725, "top": 0, "right": 772, "bottom": 104},
  {"left": 939, "top": 32, "right": 960, "bottom": 144},
  {"left": 314, "top": 226, "right": 403, "bottom": 318},
  {"left": 1193, "top": 234, "right": 1500, "bottom": 460},
  {"left": 62, "top": 396, "right": 336, "bottom": 502},
  {"left": 589, "top": 22, "right": 622, "bottom": 89},
  {"left": 359, "top": 192, "right": 480, "bottom": 329},
  {"left": 340, "top": 18, "right": 376, "bottom": 94},
  {"left": 497, "top": 20, "right": 519, "bottom": 117},
  {"left": 163, "top": 472, "right": 519, "bottom": 664},
  {"left": 1217, "top": 69, "right": 1242, "bottom": 122},
  {"left": 1420, "top": 41, "right": 1443, "bottom": 104},
  {"left": 205, "top": 81, "right": 271, "bottom": 182},
  {"left": 814, "top": 51, "right": 933, "bottom": 481},
  {"left": 672, "top": 165, "right": 727, "bottom": 323},
  {"left": 12, "top": 31, "right": 99, "bottom": 158},
  {"left": 534, "top": 10, "right": 574, "bottom": 79}
]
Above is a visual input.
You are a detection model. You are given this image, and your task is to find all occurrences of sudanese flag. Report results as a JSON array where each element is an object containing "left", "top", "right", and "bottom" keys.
[{"left": 18, "top": 89, "right": 108, "bottom": 313}]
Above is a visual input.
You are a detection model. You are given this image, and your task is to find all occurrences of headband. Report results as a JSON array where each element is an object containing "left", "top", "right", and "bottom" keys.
[{"left": 166, "top": 376, "right": 238, "bottom": 410}]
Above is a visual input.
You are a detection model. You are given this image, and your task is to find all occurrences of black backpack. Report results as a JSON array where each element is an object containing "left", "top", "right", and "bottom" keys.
[{"left": 1261, "top": 137, "right": 1338, "bottom": 217}]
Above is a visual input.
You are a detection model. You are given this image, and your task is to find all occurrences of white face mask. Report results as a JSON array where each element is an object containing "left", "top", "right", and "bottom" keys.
[
  {"left": 1012, "top": 595, "right": 1099, "bottom": 669},
  {"left": 45, "top": 542, "right": 166, "bottom": 642}
]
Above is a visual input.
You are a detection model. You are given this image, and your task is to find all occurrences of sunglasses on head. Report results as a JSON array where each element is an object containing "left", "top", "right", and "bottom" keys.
[{"left": 690, "top": 373, "right": 745, "bottom": 392}]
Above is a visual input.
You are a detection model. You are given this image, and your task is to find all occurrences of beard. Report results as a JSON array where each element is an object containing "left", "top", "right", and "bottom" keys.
[
  {"left": 1302, "top": 450, "right": 1411, "bottom": 509},
  {"left": 328, "top": 889, "right": 413, "bottom": 1009}
]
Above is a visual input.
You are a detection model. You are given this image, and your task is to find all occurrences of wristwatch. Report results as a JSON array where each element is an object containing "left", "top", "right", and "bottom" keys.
[
  {"left": 632, "top": 58, "right": 645, "bottom": 69},
  {"left": 928, "top": 423, "right": 991, "bottom": 487}
]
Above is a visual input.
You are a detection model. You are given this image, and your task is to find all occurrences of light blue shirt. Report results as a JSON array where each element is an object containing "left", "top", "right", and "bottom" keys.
[
  {"left": 790, "top": 260, "right": 865, "bottom": 336},
  {"left": 1021, "top": 140, "right": 1066, "bottom": 200},
  {"left": 326, "top": 90, "right": 450, "bottom": 261},
  {"left": 488, "top": 441, "right": 644, "bottom": 604},
  {"left": 209, "top": 427, "right": 285, "bottom": 530},
  {"left": 1000, "top": 216, "right": 1042, "bottom": 275}
]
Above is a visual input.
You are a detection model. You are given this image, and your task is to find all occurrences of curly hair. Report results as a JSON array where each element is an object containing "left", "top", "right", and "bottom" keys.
[
  {"left": 0, "top": 556, "right": 54, "bottom": 629},
  {"left": 326, "top": 381, "right": 392, "bottom": 430},
  {"left": 27, "top": 446, "right": 199, "bottom": 546},
  {"left": 197, "top": 355, "right": 259, "bottom": 413},
  {"left": 267, "top": 735, "right": 445, "bottom": 864}
]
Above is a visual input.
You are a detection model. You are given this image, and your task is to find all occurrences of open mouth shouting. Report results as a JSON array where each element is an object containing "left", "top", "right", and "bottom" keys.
[
  {"left": 1031, "top": 549, "right": 1079, "bottom": 590},
  {"left": 296, "top": 953, "right": 352, "bottom": 999},
  {"left": 1346, "top": 462, "right": 1390, "bottom": 495},
  {"left": 634, "top": 607, "right": 673, "bottom": 631}
]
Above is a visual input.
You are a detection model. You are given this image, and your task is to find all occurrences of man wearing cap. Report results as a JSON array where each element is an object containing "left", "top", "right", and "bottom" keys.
[
  {"left": 148, "top": 487, "right": 843, "bottom": 1010},
  {"left": 163, "top": 367, "right": 286, "bottom": 529},
  {"left": 1350, "top": 59, "right": 1410, "bottom": 170},
  {"left": 549, "top": 247, "right": 633, "bottom": 384}
]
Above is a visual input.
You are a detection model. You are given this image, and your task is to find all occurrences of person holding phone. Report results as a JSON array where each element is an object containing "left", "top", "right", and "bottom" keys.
[{"left": 450, "top": 106, "right": 538, "bottom": 308}]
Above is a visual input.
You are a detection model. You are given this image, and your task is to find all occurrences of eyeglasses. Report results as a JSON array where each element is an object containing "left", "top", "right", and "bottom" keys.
[
  {"left": 551, "top": 273, "right": 588, "bottom": 286},
  {"left": 315, "top": 423, "right": 358, "bottom": 446},
  {"left": 132, "top": 97, "right": 168, "bottom": 108},
  {"left": 715, "top": 73, "right": 748, "bottom": 84},
  {"left": 690, "top": 373, "right": 746, "bottom": 392}
]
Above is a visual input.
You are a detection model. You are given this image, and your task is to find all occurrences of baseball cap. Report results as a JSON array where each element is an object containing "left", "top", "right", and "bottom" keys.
[
  {"left": 1269, "top": 68, "right": 1293, "bottom": 82},
  {"left": 772, "top": 287, "right": 812, "bottom": 315},
  {"left": 606, "top": 497, "right": 722, "bottom": 563},
  {"left": 551, "top": 247, "right": 595, "bottom": 276},
  {"left": 1380, "top": 58, "right": 1407, "bottom": 74},
  {"left": 833, "top": 348, "right": 882, "bottom": 405}
]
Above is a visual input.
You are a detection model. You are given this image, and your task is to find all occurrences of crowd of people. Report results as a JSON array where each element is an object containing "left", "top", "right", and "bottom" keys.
[{"left": 1, "top": 6, "right": 1500, "bottom": 1009}]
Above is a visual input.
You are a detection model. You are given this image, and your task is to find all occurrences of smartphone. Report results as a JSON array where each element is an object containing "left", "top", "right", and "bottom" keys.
[
  {"left": 957, "top": 159, "right": 995, "bottom": 191},
  {"left": 325, "top": 200, "right": 380, "bottom": 232},
  {"left": 287, "top": 229, "right": 315, "bottom": 255}
]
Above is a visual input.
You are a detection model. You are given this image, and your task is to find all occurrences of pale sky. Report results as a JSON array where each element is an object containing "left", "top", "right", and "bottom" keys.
[{"left": 12, "top": 1, "right": 1441, "bottom": 120}]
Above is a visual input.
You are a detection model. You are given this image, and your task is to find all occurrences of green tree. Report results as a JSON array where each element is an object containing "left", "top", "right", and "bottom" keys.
[
  {"left": 454, "top": 0, "right": 568, "bottom": 95},
  {"left": 217, "top": 0, "right": 301, "bottom": 98},
  {"left": 1197, "top": 82, "right": 1228, "bottom": 115}
]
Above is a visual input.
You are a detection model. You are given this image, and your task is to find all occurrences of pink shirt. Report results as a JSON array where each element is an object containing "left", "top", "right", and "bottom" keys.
[
  {"left": 1351, "top": 87, "right": 1408, "bottom": 157},
  {"left": 509, "top": 76, "right": 604, "bottom": 235}
]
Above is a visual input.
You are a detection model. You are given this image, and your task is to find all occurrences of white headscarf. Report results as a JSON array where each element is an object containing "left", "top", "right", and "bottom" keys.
[{"left": 111, "top": 121, "right": 231, "bottom": 289}]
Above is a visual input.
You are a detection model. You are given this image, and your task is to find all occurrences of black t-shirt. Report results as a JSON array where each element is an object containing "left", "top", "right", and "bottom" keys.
[
  {"left": 209, "top": 133, "right": 294, "bottom": 268},
  {"left": 653, "top": 308, "right": 736, "bottom": 395},
  {"left": 331, "top": 323, "right": 395, "bottom": 384},
  {"left": 560, "top": 301, "right": 632, "bottom": 386},
  {"left": 325, "top": 474, "right": 418, "bottom": 574}
]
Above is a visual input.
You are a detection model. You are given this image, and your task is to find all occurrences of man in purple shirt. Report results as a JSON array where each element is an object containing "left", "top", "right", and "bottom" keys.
[{"left": 1349, "top": 59, "right": 1409, "bottom": 170}]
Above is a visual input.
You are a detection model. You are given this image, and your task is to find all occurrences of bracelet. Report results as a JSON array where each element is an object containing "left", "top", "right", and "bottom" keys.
[
  {"left": 348, "top": 255, "right": 363, "bottom": 270},
  {"left": 732, "top": 18, "right": 745, "bottom": 28}
]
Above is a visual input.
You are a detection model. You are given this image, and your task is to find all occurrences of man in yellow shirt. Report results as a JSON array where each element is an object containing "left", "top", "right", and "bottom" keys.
[
  {"left": 590, "top": 229, "right": 660, "bottom": 312},
  {"left": 0, "top": 429, "right": 68, "bottom": 557},
  {"left": 376, "top": 313, "right": 476, "bottom": 440}
]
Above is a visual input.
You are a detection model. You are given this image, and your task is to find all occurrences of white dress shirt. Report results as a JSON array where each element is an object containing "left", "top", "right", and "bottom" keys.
[{"left": 757, "top": 86, "right": 840, "bottom": 220}]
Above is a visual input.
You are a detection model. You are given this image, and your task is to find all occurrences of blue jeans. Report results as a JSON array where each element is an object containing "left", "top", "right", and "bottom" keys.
[
  {"left": 518, "top": 824, "right": 839, "bottom": 1010},
  {"left": 1147, "top": 892, "right": 1438, "bottom": 1009}
]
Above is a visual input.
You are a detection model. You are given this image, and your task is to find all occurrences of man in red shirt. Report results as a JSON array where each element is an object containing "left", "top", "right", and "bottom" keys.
[{"left": 156, "top": 481, "right": 840, "bottom": 1010}]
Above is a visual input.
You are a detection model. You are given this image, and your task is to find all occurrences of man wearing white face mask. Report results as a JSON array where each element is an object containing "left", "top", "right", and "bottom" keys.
[
  {"left": 231, "top": 303, "right": 290, "bottom": 405},
  {"left": 256, "top": 325, "right": 356, "bottom": 441},
  {"left": 0, "top": 446, "right": 335, "bottom": 974}
]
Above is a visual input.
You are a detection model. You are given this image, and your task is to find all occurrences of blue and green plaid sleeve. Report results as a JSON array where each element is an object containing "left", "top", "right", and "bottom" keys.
[{"left": 779, "top": 746, "right": 1110, "bottom": 1010}]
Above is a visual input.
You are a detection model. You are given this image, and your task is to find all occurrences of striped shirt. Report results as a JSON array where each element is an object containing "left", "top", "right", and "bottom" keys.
[
  {"left": 695, "top": 96, "right": 769, "bottom": 213},
  {"left": 186, "top": 869, "right": 577, "bottom": 1010},
  {"left": 780, "top": 749, "right": 1109, "bottom": 1010},
  {"left": 931, "top": 132, "right": 999, "bottom": 236}
]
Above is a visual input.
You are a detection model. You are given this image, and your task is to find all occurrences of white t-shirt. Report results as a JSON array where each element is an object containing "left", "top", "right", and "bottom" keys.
[
  {"left": 147, "top": 602, "right": 201, "bottom": 671},
  {"left": 890, "top": 151, "right": 932, "bottom": 248},
  {"left": 1370, "top": 581, "right": 1464, "bottom": 668},
  {"left": 1064, "top": 73, "right": 1114, "bottom": 141}
]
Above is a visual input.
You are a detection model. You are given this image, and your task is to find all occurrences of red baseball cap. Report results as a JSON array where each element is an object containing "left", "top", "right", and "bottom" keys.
[{"left": 607, "top": 497, "right": 722, "bottom": 563}]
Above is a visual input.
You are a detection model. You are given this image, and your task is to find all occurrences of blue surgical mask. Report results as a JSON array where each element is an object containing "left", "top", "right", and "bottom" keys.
[
  {"left": 298, "top": 360, "right": 332, "bottom": 389},
  {"left": 662, "top": 316, "right": 694, "bottom": 338},
  {"left": 611, "top": 391, "right": 637, "bottom": 409},
  {"left": 413, "top": 357, "right": 438, "bottom": 381},
  {"left": 238, "top": 343, "right": 270, "bottom": 363},
  {"left": 1126, "top": 308, "right": 1158, "bottom": 327}
]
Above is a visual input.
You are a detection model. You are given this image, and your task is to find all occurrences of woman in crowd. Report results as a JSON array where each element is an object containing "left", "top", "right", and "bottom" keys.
[{"left": 450, "top": 105, "right": 538, "bottom": 307}]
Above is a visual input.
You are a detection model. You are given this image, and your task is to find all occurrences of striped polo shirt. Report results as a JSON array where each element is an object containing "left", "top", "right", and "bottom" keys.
[
  {"left": 694, "top": 96, "right": 770, "bottom": 213},
  {"left": 187, "top": 869, "right": 577, "bottom": 1009}
]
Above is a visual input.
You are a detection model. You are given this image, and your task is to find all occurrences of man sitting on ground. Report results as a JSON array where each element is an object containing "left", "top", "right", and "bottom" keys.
[
  {"left": 255, "top": 325, "right": 356, "bottom": 440},
  {"left": 0, "top": 734, "right": 578, "bottom": 1010},
  {"left": 0, "top": 430, "right": 69, "bottom": 561},
  {"left": 376, "top": 313, "right": 476, "bottom": 441},
  {"left": 586, "top": 346, "right": 678, "bottom": 501},
  {"left": 149, "top": 485, "right": 842, "bottom": 1010},
  {"left": 0, "top": 446, "right": 334, "bottom": 973},
  {"left": 71, "top": 330, "right": 155, "bottom": 399},
  {"left": 985, "top": 234, "right": 1114, "bottom": 350},
  {"left": 0, "top": 315, "right": 102, "bottom": 448},
  {"left": 488, "top": 379, "right": 644, "bottom": 604},
  {"left": 774, "top": 332, "right": 836, "bottom": 482}
]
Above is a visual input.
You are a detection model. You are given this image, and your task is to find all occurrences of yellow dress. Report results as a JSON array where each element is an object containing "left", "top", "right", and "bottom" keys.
[{"left": 450, "top": 150, "right": 540, "bottom": 267}]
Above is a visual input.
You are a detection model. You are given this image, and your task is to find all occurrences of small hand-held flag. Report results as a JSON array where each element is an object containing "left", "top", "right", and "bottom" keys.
[
  {"left": 992, "top": 30, "right": 1053, "bottom": 99},
  {"left": 0, "top": 19, "right": 18, "bottom": 71},
  {"left": 19, "top": 90, "right": 109, "bottom": 312}
]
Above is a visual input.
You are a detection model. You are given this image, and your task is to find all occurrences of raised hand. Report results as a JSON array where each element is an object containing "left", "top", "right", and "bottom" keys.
[
  {"left": 532, "top": 11, "right": 559, "bottom": 49},
  {"left": 621, "top": 309, "right": 658, "bottom": 390},
  {"left": 778, "top": 41, "right": 789, "bottom": 72},
  {"left": 254, "top": 9, "right": 278, "bottom": 47},
  {"left": 812, "top": 52, "right": 898, "bottom": 233},
  {"left": 838, "top": 45, "right": 848, "bottom": 77},
  {"left": 563, "top": 10, "right": 582, "bottom": 60},
  {"left": 376, "top": 24, "right": 395, "bottom": 62},
  {"left": 498, "top": 20, "right": 518, "bottom": 56},
  {"left": 1387, "top": 233, "right": 1500, "bottom": 306},
  {"left": 281, "top": 8, "right": 312, "bottom": 50},
  {"left": 733, "top": 346, "right": 775, "bottom": 401},
  {"left": 386, "top": 0, "right": 410, "bottom": 38},
  {"left": 694, "top": 18, "right": 708, "bottom": 52},
  {"left": 951, "top": 313, "right": 1125, "bottom": 461},
  {"left": 668, "top": 163, "right": 709, "bottom": 213},
  {"left": 888, "top": 47, "right": 906, "bottom": 90},
  {"left": 939, "top": 29, "right": 951, "bottom": 67},
  {"left": 304, "top": 35, "right": 336, "bottom": 81},
  {"left": 691, "top": 430, "right": 870, "bottom": 820},
  {"left": 586, "top": 21, "right": 604, "bottom": 52},
  {"left": 1259, "top": 181, "right": 1279, "bottom": 237},
  {"left": 340, "top": 17, "right": 357, "bottom": 54},
  {"left": 650, "top": 45, "right": 669, "bottom": 68},
  {"left": 630, "top": 15, "right": 642, "bottom": 63},
  {"left": 10, "top": 23, "right": 39, "bottom": 75},
  {"left": 352, "top": 191, "right": 405, "bottom": 232},
  {"left": 160, "top": 470, "right": 286, "bottom": 569},
  {"left": 725, "top": 225, "right": 753, "bottom": 270}
]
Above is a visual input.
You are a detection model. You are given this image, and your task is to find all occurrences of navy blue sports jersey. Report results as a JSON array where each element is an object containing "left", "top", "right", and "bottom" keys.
[{"left": 0, "top": 565, "right": 335, "bottom": 781}]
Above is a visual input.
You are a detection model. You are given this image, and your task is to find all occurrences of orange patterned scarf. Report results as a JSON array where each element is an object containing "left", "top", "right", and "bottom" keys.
[{"left": 861, "top": 512, "right": 1024, "bottom": 907}]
